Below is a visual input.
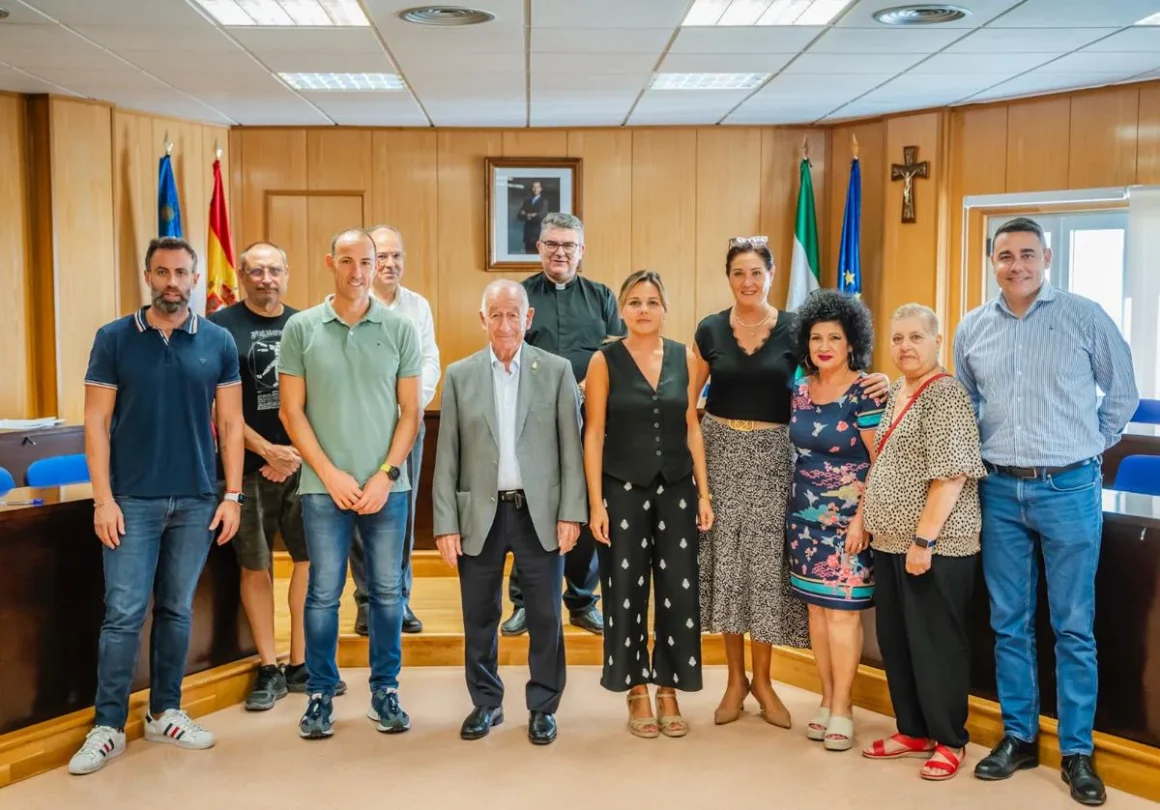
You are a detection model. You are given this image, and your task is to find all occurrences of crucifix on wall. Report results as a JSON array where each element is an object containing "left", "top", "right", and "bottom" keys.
[{"left": 890, "top": 145, "right": 929, "bottom": 224}]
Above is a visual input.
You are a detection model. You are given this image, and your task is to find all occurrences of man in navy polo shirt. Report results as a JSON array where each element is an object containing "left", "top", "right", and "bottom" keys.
[{"left": 68, "top": 236, "right": 245, "bottom": 776}]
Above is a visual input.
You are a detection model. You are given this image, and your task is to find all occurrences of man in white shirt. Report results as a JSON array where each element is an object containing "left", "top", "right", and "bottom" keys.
[{"left": 351, "top": 225, "right": 441, "bottom": 636}]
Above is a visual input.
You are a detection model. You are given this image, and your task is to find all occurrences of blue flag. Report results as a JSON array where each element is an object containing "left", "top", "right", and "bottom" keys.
[
  {"left": 837, "top": 156, "right": 861, "bottom": 297},
  {"left": 158, "top": 154, "right": 183, "bottom": 238}
]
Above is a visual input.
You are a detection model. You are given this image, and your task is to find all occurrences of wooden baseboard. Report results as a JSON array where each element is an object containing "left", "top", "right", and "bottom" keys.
[
  {"left": 764, "top": 645, "right": 1160, "bottom": 804},
  {"left": 273, "top": 550, "right": 513, "bottom": 580},
  {"left": 0, "top": 656, "right": 266, "bottom": 789}
]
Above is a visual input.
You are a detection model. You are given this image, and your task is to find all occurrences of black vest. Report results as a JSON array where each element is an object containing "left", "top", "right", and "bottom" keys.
[{"left": 600, "top": 338, "right": 693, "bottom": 487}]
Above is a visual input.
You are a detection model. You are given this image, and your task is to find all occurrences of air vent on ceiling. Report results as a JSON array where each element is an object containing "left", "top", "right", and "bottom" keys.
[
  {"left": 872, "top": 4, "right": 970, "bottom": 25},
  {"left": 398, "top": 6, "right": 495, "bottom": 26},
  {"left": 0, "top": 8, "right": 10, "bottom": 20}
]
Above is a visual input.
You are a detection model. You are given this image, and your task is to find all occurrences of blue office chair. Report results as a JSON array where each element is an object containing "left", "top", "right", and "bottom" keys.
[
  {"left": 25, "top": 453, "right": 90, "bottom": 487},
  {"left": 1132, "top": 398, "right": 1160, "bottom": 425},
  {"left": 1113, "top": 455, "right": 1160, "bottom": 497},
  {"left": 0, "top": 466, "right": 14, "bottom": 495}
]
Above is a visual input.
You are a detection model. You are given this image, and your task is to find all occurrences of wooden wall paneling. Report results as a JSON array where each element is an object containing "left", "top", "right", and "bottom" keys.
[
  {"left": 266, "top": 195, "right": 309, "bottom": 311},
  {"left": 1068, "top": 87, "right": 1140, "bottom": 189},
  {"left": 0, "top": 95, "right": 34, "bottom": 417},
  {"left": 306, "top": 129, "right": 372, "bottom": 192},
  {"left": 1137, "top": 85, "right": 1160, "bottom": 185},
  {"left": 228, "top": 128, "right": 244, "bottom": 249},
  {"left": 307, "top": 195, "right": 366, "bottom": 304},
  {"left": 236, "top": 129, "right": 307, "bottom": 251},
  {"left": 436, "top": 130, "right": 505, "bottom": 371},
  {"left": 694, "top": 129, "right": 762, "bottom": 323},
  {"left": 631, "top": 130, "right": 698, "bottom": 344},
  {"left": 370, "top": 130, "right": 440, "bottom": 313},
  {"left": 948, "top": 105, "right": 1008, "bottom": 337},
  {"left": 760, "top": 127, "right": 827, "bottom": 310},
  {"left": 879, "top": 112, "right": 943, "bottom": 374},
  {"left": 566, "top": 129, "right": 633, "bottom": 295},
  {"left": 501, "top": 130, "right": 569, "bottom": 158},
  {"left": 826, "top": 121, "right": 885, "bottom": 316},
  {"left": 111, "top": 112, "right": 155, "bottom": 315},
  {"left": 203, "top": 124, "right": 232, "bottom": 271},
  {"left": 49, "top": 99, "right": 116, "bottom": 424},
  {"left": 1006, "top": 96, "right": 1071, "bottom": 193},
  {"left": 24, "top": 97, "right": 56, "bottom": 418}
]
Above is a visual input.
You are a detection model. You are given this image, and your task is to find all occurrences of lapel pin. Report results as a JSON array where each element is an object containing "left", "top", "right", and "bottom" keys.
[{"left": 532, "top": 361, "right": 538, "bottom": 370}]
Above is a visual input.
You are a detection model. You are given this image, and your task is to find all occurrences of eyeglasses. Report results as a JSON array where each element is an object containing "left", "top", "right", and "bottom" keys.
[
  {"left": 540, "top": 240, "right": 579, "bottom": 256},
  {"left": 244, "top": 264, "right": 284, "bottom": 278},
  {"left": 729, "top": 236, "right": 769, "bottom": 249}
]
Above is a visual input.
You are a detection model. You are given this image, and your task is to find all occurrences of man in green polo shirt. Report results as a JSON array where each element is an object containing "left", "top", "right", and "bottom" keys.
[{"left": 278, "top": 228, "right": 421, "bottom": 740}]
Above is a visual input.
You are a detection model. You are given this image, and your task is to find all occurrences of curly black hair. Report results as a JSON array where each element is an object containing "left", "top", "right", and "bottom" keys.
[{"left": 794, "top": 289, "right": 874, "bottom": 374}]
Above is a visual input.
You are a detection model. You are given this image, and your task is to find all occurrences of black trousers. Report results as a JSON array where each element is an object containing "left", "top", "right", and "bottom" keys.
[
  {"left": 598, "top": 473, "right": 702, "bottom": 692},
  {"left": 875, "top": 550, "right": 977, "bottom": 748},
  {"left": 508, "top": 524, "right": 599, "bottom": 615},
  {"left": 460, "top": 500, "right": 566, "bottom": 713}
]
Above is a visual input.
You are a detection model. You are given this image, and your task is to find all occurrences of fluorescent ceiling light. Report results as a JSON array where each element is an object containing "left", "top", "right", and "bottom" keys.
[
  {"left": 651, "top": 73, "right": 769, "bottom": 90},
  {"left": 192, "top": 0, "right": 370, "bottom": 26},
  {"left": 280, "top": 72, "right": 406, "bottom": 90},
  {"left": 1138, "top": 12, "right": 1160, "bottom": 24},
  {"left": 682, "top": 0, "right": 854, "bottom": 26}
]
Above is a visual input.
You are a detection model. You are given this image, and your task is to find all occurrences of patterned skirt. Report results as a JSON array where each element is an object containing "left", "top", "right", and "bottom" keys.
[{"left": 697, "top": 416, "right": 811, "bottom": 648}]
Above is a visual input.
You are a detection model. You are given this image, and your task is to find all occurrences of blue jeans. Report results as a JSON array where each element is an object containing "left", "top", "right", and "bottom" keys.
[
  {"left": 980, "top": 460, "right": 1103, "bottom": 755},
  {"left": 94, "top": 495, "right": 217, "bottom": 728},
  {"left": 302, "top": 492, "right": 408, "bottom": 695}
]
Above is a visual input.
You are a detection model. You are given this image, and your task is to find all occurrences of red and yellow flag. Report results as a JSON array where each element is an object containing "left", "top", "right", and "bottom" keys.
[{"left": 205, "top": 158, "right": 237, "bottom": 315}]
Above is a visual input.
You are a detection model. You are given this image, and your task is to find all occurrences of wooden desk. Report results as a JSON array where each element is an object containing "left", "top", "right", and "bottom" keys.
[
  {"left": 0, "top": 485, "right": 254, "bottom": 735},
  {"left": 0, "top": 425, "right": 84, "bottom": 486}
]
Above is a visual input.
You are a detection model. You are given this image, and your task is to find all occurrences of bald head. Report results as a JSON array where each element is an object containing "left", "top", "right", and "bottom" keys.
[{"left": 479, "top": 279, "right": 533, "bottom": 362}]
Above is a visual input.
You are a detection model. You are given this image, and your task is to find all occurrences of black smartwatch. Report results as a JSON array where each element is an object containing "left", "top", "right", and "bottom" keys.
[
  {"left": 912, "top": 535, "right": 937, "bottom": 550},
  {"left": 380, "top": 464, "right": 401, "bottom": 482}
]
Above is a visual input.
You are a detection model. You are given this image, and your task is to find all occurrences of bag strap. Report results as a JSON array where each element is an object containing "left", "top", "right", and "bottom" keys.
[{"left": 875, "top": 373, "right": 951, "bottom": 456}]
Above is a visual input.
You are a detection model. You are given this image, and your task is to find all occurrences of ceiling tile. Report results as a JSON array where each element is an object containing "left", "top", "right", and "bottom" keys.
[
  {"left": 23, "top": 0, "right": 208, "bottom": 26},
  {"left": 724, "top": 104, "right": 837, "bottom": 124},
  {"left": 2, "top": 40, "right": 138, "bottom": 71},
  {"left": 987, "top": 0, "right": 1160, "bottom": 27},
  {"left": 859, "top": 75, "right": 996, "bottom": 105},
  {"left": 301, "top": 92, "right": 429, "bottom": 125},
  {"left": 0, "top": 3, "right": 53, "bottom": 23},
  {"left": 758, "top": 71, "right": 893, "bottom": 96},
  {"left": 1084, "top": 27, "right": 1160, "bottom": 51},
  {"left": 809, "top": 26, "right": 966, "bottom": 53},
  {"left": 423, "top": 100, "right": 526, "bottom": 127},
  {"left": 405, "top": 68, "right": 525, "bottom": 93},
  {"left": 945, "top": 27, "right": 1117, "bottom": 53},
  {"left": 230, "top": 27, "right": 386, "bottom": 54},
  {"left": 964, "top": 72, "right": 1120, "bottom": 102},
  {"left": 0, "top": 64, "right": 75, "bottom": 94},
  {"left": 669, "top": 26, "right": 823, "bottom": 53},
  {"left": 29, "top": 66, "right": 172, "bottom": 94},
  {"left": 781, "top": 52, "right": 924, "bottom": 73},
  {"left": 836, "top": 0, "right": 1022, "bottom": 27},
  {"left": 530, "top": 96, "right": 637, "bottom": 126},
  {"left": 74, "top": 24, "right": 244, "bottom": 52},
  {"left": 95, "top": 90, "right": 236, "bottom": 124},
  {"left": 532, "top": 27, "right": 674, "bottom": 52},
  {"left": 532, "top": 52, "right": 659, "bottom": 74},
  {"left": 628, "top": 89, "right": 750, "bottom": 124},
  {"left": 531, "top": 73, "right": 648, "bottom": 92},
  {"left": 909, "top": 52, "right": 1060, "bottom": 75},
  {"left": 658, "top": 52, "right": 795, "bottom": 73},
  {"left": 0, "top": 23, "right": 85, "bottom": 49},
  {"left": 255, "top": 50, "right": 395, "bottom": 73},
  {"left": 1037, "top": 51, "right": 1160, "bottom": 74},
  {"left": 532, "top": 0, "right": 689, "bottom": 29}
]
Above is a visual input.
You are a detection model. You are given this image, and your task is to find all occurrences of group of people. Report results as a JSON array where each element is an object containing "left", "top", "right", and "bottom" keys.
[{"left": 68, "top": 210, "right": 1138, "bottom": 808}]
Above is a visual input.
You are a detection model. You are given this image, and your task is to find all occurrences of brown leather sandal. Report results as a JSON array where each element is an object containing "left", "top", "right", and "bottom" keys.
[
  {"left": 627, "top": 693, "right": 659, "bottom": 739},
  {"left": 656, "top": 691, "right": 688, "bottom": 738}
]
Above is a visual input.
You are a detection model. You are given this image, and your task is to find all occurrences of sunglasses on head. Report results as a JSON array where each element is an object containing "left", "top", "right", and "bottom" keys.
[{"left": 729, "top": 236, "right": 769, "bottom": 249}]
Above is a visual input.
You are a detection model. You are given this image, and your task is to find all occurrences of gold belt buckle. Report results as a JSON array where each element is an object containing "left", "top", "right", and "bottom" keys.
[{"left": 729, "top": 418, "right": 755, "bottom": 432}]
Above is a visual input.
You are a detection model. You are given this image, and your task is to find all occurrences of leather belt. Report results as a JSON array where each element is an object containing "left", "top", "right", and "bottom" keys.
[
  {"left": 984, "top": 457, "right": 1095, "bottom": 480},
  {"left": 498, "top": 490, "right": 526, "bottom": 509}
]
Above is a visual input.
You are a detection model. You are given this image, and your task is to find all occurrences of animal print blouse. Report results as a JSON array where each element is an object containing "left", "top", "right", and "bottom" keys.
[{"left": 862, "top": 375, "right": 987, "bottom": 556}]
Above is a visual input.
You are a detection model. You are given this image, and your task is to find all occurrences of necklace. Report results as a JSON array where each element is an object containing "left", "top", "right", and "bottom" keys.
[{"left": 732, "top": 307, "right": 773, "bottom": 329}]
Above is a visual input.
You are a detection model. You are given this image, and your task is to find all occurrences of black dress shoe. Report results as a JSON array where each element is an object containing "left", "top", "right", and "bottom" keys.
[
  {"left": 501, "top": 607, "right": 527, "bottom": 636},
  {"left": 460, "top": 706, "right": 504, "bottom": 740},
  {"left": 1062, "top": 754, "right": 1106, "bottom": 806},
  {"left": 528, "top": 711, "right": 557, "bottom": 745},
  {"left": 569, "top": 607, "right": 604, "bottom": 635},
  {"left": 402, "top": 605, "right": 423, "bottom": 634},
  {"left": 353, "top": 604, "right": 368, "bottom": 636},
  {"left": 974, "top": 735, "right": 1039, "bottom": 780}
]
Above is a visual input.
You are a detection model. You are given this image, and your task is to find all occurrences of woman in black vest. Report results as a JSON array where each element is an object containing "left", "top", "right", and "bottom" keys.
[{"left": 584, "top": 270, "right": 714, "bottom": 739}]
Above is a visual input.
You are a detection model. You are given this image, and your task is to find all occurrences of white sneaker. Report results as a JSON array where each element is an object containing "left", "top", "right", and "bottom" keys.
[
  {"left": 68, "top": 726, "right": 126, "bottom": 775},
  {"left": 144, "top": 709, "right": 216, "bottom": 750}
]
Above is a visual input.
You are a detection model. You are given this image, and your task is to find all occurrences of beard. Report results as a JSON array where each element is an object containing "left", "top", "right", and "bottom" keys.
[{"left": 152, "top": 288, "right": 188, "bottom": 314}]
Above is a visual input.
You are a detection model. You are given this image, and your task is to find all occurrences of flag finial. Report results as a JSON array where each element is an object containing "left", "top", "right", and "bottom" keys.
[
  {"left": 215, "top": 140, "right": 222, "bottom": 160},
  {"left": 164, "top": 131, "right": 173, "bottom": 156},
  {"left": 852, "top": 133, "right": 859, "bottom": 159},
  {"left": 801, "top": 135, "right": 809, "bottom": 162}
]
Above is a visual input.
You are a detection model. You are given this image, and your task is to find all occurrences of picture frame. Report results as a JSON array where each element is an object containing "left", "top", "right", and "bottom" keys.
[{"left": 485, "top": 156, "right": 583, "bottom": 270}]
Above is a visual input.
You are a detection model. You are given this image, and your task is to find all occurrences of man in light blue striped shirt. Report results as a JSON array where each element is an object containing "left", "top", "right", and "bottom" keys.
[{"left": 954, "top": 216, "right": 1137, "bottom": 806}]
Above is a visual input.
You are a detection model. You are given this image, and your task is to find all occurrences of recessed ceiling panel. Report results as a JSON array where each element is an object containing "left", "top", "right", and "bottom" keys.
[
  {"left": 945, "top": 27, "right": 1118, "bottom": 53},
  {"left": 533, "top": 27, "right": 675, "bottom": 53},
  {"left": 0, "top": 64, "right": 74, "bottom": 94},
  {"left": 669, "top": 25, "right": 823, "bottom": 53},
  {"left": 808, "top": 26, "right": 966, "bottom": 53},
  {"left": 23, "top": 0, "right": 209, "bottom": 25},
  {"left": 987, "top": 0, "right": 1160, "bottom": 28},
  {"left": 659, "top": 52, "right": 796, "bottom": 73},
  {"left": 74, "top": 24, "right": 244, "bottom": 52},
  {"left": 781, "top": 51, "right": 924, "bottom": 73},
  {"left": 910, "top": 51, "right": 1058, "bottom": 75},
  {"left": 532, "top": 0, "right": 690, "bottom": 29}
]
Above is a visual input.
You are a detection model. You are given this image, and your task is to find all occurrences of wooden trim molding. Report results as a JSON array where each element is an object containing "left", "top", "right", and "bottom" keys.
[
  {"left": 0, "top": 656, "right": 268, "bottom": 788},
  {"left": 273, "top": 549, "right": 510, "bottom": 579},
  {"left": 763, "top": 645, "right": 1160, "bottom": 804}
]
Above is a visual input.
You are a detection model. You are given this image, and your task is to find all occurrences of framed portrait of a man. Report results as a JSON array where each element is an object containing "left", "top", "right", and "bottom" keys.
[{"left": 485, "top": 157, "right": 583, "bottom": 270}]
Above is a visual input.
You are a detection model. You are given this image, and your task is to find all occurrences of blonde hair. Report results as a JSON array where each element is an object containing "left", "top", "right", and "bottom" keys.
[
  {"left": 618, "top": 270, "right": 669, "bottom": 311},
  {"left": 891, "top": 303, "right": 940, "bottom": 335}
]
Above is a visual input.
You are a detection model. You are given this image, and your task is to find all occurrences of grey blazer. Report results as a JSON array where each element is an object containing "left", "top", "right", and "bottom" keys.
[{"left": 432, "top": 342, "right": 588, "bottom": 556}]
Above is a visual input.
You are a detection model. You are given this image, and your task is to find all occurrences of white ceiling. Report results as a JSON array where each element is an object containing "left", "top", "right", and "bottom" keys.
[{"left": 2, "top": 0, "right": 1160, "bottom": 127}]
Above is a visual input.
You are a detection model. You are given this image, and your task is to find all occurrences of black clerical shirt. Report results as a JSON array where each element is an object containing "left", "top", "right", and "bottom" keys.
[{"left": 521, "top": 272, "right": 625, "bottom": 383}]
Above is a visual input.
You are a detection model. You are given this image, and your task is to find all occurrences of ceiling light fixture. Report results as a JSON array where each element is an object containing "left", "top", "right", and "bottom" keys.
[
  {"left": 681, "top": 0, "right": 854, "bottom": 26},
  {"left": 651, "top": 72, "right": 770, "bottom": 90},
  {"left": 398, "top": 6, "right": 496, "bottom": 26},
  {"left": 191, "top": 0, "right": 369, "bottom": 27},
  {"left": 872, "top": 5, "right": 970, "bottom": 25},
  {"left": 0, "top": 8, "right": 9, "bottom": 21},
  {"left": 279, "top": 72, "right": 406, "bottom": 90}
]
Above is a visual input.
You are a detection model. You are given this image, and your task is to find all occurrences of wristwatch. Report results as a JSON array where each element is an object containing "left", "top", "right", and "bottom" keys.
[
  {"left": 912, "top": 535, "right": 937, "bottom": 550},
  {"left": 223, "top": 490, "right": 246, "bottom": 505},
  {"left": 379, "top": 463, "right": 401, "bottom": 482}
]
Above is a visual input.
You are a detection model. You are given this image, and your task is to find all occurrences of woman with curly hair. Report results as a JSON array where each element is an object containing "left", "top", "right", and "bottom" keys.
[{"left": 787, "top": 289, "right": 883, "bottom": 752}]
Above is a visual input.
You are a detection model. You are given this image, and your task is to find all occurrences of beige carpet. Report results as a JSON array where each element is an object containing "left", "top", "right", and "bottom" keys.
[{"left": 6, "top": 667, "right": 1153, "bottom": 810}]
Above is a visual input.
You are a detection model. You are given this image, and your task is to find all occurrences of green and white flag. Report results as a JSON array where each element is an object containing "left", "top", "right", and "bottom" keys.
[{"left": 787, "top": 157, "right": 820, "bottom": 311}]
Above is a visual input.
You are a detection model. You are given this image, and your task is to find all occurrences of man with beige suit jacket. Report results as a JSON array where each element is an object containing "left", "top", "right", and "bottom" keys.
[{"left": 433, "top": 279, "right": 587, "bottom": 746}]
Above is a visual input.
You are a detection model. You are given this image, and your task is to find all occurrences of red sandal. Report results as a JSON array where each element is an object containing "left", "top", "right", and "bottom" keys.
[
  {"left": 920, "top": 745, "right": 966, "bottom": 781},
  {"left": 862, "top": 733, "right": 935, "bottom": 760}
]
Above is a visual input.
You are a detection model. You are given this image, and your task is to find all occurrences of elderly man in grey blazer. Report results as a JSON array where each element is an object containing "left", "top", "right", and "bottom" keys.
[{"left": 433, "top": 278, "right": 586, "bottom": 746}]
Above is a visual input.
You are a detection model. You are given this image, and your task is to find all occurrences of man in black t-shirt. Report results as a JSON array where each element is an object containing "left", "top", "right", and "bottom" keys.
[{"left": 210, "top": 242, "right": 343, "bottom": 709}]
